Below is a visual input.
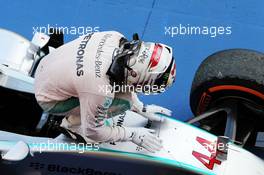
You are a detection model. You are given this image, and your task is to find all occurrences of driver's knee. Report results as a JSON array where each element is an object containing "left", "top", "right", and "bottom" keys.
[
  {"left": 38, "top": 101, "right": 57, "bottom": 113},
  {"left": 38, "top": 97, "right": 80, "bottom": 115}
]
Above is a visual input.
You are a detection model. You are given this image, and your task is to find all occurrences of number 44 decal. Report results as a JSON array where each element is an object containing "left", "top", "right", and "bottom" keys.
[{"left": 192, "top": 137, "right": 222, "bottom": 170}]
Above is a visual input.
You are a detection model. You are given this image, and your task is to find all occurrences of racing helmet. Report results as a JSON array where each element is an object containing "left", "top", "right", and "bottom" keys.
[{"left": 107, "top": 34, "right": 176, "bottom": 94}]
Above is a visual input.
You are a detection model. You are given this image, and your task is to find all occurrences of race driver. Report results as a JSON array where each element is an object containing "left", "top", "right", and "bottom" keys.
[{"left": 34, "top": 31, "right": 176, "bottom": 153}]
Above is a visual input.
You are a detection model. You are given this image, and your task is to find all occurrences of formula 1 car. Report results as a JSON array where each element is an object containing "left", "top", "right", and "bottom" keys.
[{"left": 0, "top": 28, "right": 263, "bottom": 175}]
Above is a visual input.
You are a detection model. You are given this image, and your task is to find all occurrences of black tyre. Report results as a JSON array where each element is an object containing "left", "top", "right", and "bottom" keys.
[
  {"left": 190, "top": 49, "right": 264, "bottom": 140},
  {"left": 190, "top": 49, "right": 264, "bottom": 115}
]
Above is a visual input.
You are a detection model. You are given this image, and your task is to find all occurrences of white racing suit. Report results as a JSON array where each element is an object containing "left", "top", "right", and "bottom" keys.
[
  {"left": 35, "top": 31, "right": 170, "bottom": 152},
  {"left": 35, "top": 31, "right": 140, "bottom": 141}
]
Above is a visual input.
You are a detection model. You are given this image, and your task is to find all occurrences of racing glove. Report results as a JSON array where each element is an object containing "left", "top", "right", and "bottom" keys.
[
  {"left": 131, "top": 93, "right": 172, "bottom": 122},
  {"left": 125, "top": 127, "right": 163, "bottom": 153},
  {"left": 139, "top": 104, "right": 172, "bottom": 122}
]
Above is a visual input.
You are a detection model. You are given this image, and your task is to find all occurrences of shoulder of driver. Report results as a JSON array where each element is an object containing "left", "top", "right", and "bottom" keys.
[
  {"left": 71, "top": 31, "right": 125, "bottom": 97},
  {"left": 35, "top": 31, "right": 125, "bottom": 102},
  {"left": 84, "top": 31, "right": 123, "bottom": 94}
]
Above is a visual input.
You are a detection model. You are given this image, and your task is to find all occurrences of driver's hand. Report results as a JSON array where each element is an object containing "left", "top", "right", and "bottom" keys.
[
  {"left": 127, "top": 127, "right": 163, "bottom": 153},
  {"left": 139, "top": 104, "right": 172, "bottom": 122}
]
